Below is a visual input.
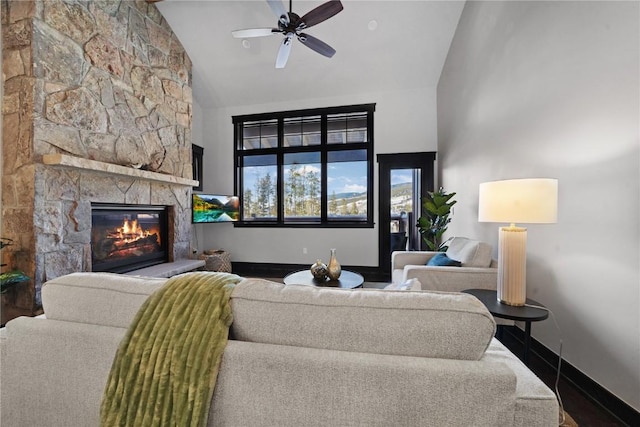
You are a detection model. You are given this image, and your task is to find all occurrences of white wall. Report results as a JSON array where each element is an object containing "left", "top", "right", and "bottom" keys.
[
  {"left": 438, "top": 1, "right": 639, "bottom": 410},
  {"left": 192, "top": 87, "right": 437, "bottom": 266},
  {"left": 190, "top": 97, "right": 204, "bottom": 255}
]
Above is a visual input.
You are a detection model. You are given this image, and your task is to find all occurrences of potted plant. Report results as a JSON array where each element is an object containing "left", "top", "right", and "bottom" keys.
[
  {"left": 1, "top": 238, "right": 30, "bottom": 294},
  {"left": 417, "top": 188, "right": 457, "bottom": 251}
]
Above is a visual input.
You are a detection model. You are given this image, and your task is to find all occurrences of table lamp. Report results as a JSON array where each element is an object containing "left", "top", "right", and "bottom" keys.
[{"left": 478, "top": 178, "right": 558, "bottom": 306}]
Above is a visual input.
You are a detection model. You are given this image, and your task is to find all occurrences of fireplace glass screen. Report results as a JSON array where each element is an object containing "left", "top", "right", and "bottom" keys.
[{"left": 91, "top": 204, "right": 168, "bottom": 273}]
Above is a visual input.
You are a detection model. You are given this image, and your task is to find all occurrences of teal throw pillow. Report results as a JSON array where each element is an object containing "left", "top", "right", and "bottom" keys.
[{"left": 427, "top": 252, "right": 462, "bottom": 267}]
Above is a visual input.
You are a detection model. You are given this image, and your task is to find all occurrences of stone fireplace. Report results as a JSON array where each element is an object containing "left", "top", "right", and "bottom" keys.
[{"left": 2, "top": 0, "right": 195, "bottom": 324}]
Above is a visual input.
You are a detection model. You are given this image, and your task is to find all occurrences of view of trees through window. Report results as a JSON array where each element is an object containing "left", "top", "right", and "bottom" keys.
[
  {"left": 234, "top": 104, "right": 374, "bottom": 226},
  {"left": 243, "top": 169, "right": 277, "bottom": 218},
  {"left": 241, "top": 162, "right": 368, "bottom": 219},
  {"left": 285, "top": 164, "right": 320, "bottom": 217}
]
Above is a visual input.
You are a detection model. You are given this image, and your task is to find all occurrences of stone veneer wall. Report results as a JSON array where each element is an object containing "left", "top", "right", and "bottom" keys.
[{"left": 1, "top": 0, "right": 193, "bottom": 321}]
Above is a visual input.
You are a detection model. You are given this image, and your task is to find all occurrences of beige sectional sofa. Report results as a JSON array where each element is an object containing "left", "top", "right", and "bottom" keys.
[{"left": 0, "top": 272, "right": 558, "bottom": 426}]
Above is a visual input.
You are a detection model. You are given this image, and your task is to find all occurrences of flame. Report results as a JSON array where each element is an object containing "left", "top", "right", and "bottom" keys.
[{"left": 117, "top": 219, "right": 151, "bottom": 243}]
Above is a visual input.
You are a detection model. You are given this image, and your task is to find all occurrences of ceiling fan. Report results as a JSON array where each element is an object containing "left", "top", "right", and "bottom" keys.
[{"left": 232, "top": 0, "right": 344, "bottom": 69}]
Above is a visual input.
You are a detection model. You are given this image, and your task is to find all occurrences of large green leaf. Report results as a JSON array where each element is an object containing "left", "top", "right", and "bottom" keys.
[
  {"left": 434, "top": 206, "right": 451, "bottom": 216},
  {"left": 422, "top": 200, "right": 437, "bottom": 212},
  {"left": 423, "top": 238, "right": 437, "bottom": 250},
  {"left": 439, "top": 193, "right": 457, "bottom": 203}
]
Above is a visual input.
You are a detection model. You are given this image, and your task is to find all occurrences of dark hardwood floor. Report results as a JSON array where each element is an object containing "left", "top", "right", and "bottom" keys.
[{"left": 499, "top": 327, "right": 627, "bottom": 426}]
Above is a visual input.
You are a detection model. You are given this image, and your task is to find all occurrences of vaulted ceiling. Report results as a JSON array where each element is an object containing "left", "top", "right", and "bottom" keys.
[{"left": 156, "top": 1, "right": 465, "bottom": 109}]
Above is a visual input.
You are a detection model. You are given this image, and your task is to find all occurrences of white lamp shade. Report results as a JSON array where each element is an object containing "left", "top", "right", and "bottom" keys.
[{"left": 478, "top": 178, "right": 558, "bottom": 224}]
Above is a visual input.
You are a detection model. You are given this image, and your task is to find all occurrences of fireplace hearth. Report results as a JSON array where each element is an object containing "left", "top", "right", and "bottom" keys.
[{"left": 91, "top": 204, "right": 169, "bottom": 273}]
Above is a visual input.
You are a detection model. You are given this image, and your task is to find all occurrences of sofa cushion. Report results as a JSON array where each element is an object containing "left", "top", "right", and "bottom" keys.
[
  {"left": 42, "top": 273, "right": 167, "bottom": 328},
  {"left": 445, "top": 237, "right": 493, "bottom": 267},
  {"left": 426, "top": 252, "right": 462, "bottom": 267},
  {"left": 230, "top": 278, "right": 496, "bottom": 361}
]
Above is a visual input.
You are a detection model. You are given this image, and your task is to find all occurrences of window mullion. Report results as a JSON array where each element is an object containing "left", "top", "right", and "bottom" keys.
[
  {"left": 321, "top": 114, "right": 328, "bottom": 222},
  {"left": 277, "top": 118, "right": 284, "bottom": 222},
  {"left": 234, "top": 122, "right": 242, "bottom": 218}
]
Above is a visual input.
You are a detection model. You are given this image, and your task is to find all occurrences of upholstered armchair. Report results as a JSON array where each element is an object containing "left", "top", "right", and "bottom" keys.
[{"left": 391, "top": 237, "right": 498, "bottom": 292}]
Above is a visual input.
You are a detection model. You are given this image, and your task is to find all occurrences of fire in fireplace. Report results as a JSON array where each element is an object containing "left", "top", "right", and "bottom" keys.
[{"left": 91, "top": 204, "right": 169, "bottom": 273}]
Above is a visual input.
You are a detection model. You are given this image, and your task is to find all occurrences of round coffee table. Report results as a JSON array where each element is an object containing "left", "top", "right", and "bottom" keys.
[{"left": 283, "top": 269, "right": 364, "bottom": 289}]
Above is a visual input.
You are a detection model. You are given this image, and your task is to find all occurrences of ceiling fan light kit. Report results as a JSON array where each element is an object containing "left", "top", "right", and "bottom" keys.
[{"left": 232, "top": 0, "right": 343, "bottom": 69}]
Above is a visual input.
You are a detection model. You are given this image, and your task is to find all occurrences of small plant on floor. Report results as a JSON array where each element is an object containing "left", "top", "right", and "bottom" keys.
[
  {"left": 1, "top": 238, "right": 30, "bottom": 294},
  {"left": 417, "top": 187, "right": 456, "bottom": 251}
]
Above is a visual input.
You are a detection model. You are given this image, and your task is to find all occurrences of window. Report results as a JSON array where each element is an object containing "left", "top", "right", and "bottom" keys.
[
  {"left": 234, "top": 104, "right": 375, "bottom": 227},
  {"left": 192, "top": 144, "right": 203, "bottom": 191}
]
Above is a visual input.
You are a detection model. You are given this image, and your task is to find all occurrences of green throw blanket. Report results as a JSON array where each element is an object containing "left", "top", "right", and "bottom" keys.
[{"left": 100, "top": 271, "right": 243, "bottom": 427}]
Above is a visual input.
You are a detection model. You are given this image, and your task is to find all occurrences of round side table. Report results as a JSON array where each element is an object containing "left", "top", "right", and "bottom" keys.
[{"left": 462, "top": 288, "right": 548, "bottom": 366}]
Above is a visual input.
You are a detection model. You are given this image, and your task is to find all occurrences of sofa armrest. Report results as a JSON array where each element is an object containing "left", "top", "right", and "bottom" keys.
[
  {"left": 391, "top": 251, "right": 438, "bottom": 270},
  {"left": 1, "top": 316, "right": 126, "bottom": 426},
  {"left": 42, "top": 272, "right": 166, "bottom": 328},
  {"left": 402, "top": 265, "right": 498, "bottom": 293}
]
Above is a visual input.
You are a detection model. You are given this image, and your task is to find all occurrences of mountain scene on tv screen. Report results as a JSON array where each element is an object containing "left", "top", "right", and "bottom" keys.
[{"left": 193, "top": 195, "right": 239, "bottom": 222}]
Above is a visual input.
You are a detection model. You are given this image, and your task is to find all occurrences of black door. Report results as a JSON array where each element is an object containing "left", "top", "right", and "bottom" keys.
[{"left": 377, "top": 152, "right": 436, "bottom": 280}]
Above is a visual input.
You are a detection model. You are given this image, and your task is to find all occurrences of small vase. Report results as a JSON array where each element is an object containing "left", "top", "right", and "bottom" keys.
[
  {"left": 327, "top": 248, "right": 341, "bottom": 280},
  {"left": 310, "top": 259, "right": 328, "bottom": 281}
]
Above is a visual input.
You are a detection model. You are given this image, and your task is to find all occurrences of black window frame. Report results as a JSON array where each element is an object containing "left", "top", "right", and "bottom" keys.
[
  {"left": 192, "top": 144, "right": 204, "bottom": 191},
  {"left": 233, "top": 103, "right": 375, "bottom": 228}
]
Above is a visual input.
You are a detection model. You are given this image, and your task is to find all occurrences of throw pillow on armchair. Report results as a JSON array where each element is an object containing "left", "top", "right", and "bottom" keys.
[{"left": 426, "top": 252, "right": 462, "bottom": 267}]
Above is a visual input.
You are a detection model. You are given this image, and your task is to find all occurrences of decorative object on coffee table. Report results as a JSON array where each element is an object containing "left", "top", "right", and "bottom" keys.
[
  {"left": 284, "top": 269, "right": 364, "bottom": 289},
  {"left": 310, "top": 259, "right": 328, "bottom": 280},
  {"left": 327, "top": 248, "right": 341, "bottom": 280},
  {"left": 200, "top": 249, "right": 232, "bottom": 273}
]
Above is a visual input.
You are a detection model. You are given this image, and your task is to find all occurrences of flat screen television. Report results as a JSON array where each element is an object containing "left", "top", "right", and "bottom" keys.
[{"left": 192, "top": 194, "right": 240, "bottom": 223}]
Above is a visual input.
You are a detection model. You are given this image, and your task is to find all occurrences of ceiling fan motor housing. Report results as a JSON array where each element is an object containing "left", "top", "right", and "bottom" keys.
[{"left": 279, "top": 12, "right": 304, "bottom": 33}]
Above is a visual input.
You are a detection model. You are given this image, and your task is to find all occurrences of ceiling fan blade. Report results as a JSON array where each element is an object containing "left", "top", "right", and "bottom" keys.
[
  {"left": 232, "top": 28, "right": 278, "bottom": 38},
  {"left": 298, "top": 0, "right": 343, "bottom": 30},
  {"left": 297, "top": 33, "right": 336, "bottom": 58},
  {"left": 275, "top": 35, "right": 293, "bottom": 69},
  {"left": 267, "top": 0, "right": 289, "bottom": 25}
]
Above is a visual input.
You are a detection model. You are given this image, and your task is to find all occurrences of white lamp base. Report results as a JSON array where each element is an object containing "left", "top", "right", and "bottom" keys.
[{"left": 497, "top": 225, "right": 527, "bottom": 306}]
